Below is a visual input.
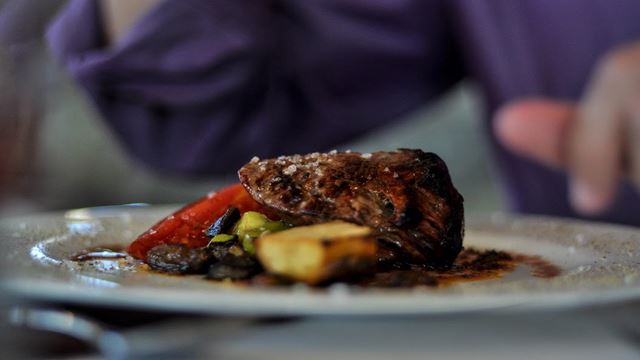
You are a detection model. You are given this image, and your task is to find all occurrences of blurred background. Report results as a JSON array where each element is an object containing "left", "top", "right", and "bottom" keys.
[
  {"left": 0, "top": 0, "right": 503, "bottom": 217},
  {"left": 2, "top": 2, "right": 640, "bottom": 359}
]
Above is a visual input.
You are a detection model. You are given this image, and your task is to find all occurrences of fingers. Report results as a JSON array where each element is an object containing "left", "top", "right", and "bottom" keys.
[
  {"left": 493, "top": 97, "right": 622, "bottom": 215},
  {"left": 495, "top": 44, "right": 640, "bottom": 216},
  {"left": 570, "top": 43, "right": 640, "bottom": 215},
  {"left": 494, "top": 99, "right": 574, "bottom": 168},
  {"left": 628, "top": 100, "right": 640, "bottom": 190},
  {"left": 567, "top": 57, "right": 626, "bottom": 215},
  {"left": 565, "top": 43, "right": 640, "bottom": 214}
]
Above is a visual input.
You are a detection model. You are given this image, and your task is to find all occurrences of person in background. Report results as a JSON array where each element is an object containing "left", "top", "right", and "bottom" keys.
[{"left": 47, "top": 0, "right": 640, "bottom": 226}]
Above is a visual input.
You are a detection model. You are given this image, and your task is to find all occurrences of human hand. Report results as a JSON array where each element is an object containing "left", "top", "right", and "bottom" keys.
[{"left": 494, "top": 42, "right": 640, "bottom": 215}]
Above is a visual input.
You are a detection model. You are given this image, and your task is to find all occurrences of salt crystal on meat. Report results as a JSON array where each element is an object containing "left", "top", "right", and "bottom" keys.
[{"left": 283, "top": 164, "right": 297, "bottom": 175}]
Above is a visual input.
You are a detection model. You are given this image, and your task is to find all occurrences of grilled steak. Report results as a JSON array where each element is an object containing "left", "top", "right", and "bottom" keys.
[{"left": 238, "top": 149, "right": 464, "bottom": 267}]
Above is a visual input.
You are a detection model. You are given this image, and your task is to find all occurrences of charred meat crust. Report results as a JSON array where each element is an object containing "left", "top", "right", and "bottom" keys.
[{"left": 238, "top": 149, "right": 464, "bottom": 268}]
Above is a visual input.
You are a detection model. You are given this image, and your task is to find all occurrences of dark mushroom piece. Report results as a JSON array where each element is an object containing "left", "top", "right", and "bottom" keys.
[
  {"left": 206, "top": 254, "right": 262, "bottom": 280},
  {"left": 146, "top": 244, "right": 214, "bottom": 274}
]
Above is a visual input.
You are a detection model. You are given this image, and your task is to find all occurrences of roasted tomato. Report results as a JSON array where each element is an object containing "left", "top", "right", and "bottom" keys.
[{"left": 127, "top": 183, "right": 266, "bottom": 260}]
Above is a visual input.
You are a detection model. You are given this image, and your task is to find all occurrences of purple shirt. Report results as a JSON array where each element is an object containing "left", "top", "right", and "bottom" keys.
[{"left": 47, "top": 0, "right": 640, "bottom": 226}]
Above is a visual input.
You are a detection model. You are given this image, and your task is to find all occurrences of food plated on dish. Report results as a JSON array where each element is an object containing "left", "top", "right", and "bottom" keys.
[
  {"left": 3, "top": 163, "right": 640, "bottom": 315},
  {"left": 116, "top": 149, "right": 557, "bottom": 287}
]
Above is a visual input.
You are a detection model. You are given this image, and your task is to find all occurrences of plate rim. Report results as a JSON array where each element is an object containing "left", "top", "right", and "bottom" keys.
[{"left": 2, "top": 205, "right": 640, "bottom": 316}]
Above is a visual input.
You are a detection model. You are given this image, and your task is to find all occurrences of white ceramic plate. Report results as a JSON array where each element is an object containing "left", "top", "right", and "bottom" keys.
[{"left": 1, "top": 205, "right": 639, "bottom": 316}]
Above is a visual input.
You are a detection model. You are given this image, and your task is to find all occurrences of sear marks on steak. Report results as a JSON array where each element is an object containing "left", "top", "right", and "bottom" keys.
[{"left": 238, "top": 149, "right": 464, "bottom": 268}]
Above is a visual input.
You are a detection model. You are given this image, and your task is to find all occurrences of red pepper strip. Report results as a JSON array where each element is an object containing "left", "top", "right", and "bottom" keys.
[{"left": 127, "top": 183, "right": 266, "bottom": 260}]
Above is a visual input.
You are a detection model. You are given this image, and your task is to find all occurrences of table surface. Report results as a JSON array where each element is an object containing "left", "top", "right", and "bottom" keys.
[{"left": 3, "top": 299, "right": 640, "bottom": 359}]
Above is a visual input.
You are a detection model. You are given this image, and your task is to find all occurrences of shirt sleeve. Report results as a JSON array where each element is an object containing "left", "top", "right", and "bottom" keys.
[{"left": 47, "top": 0, "right": 463, "bottom": 176}]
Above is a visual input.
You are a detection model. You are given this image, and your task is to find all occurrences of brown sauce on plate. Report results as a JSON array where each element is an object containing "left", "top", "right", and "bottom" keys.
[
  {"left": 356, "top": 248, "right": 561, "bottom": 288},
  {"left": 71, "top": 246, "right": 560, "bottom": 288},
  {"left": 250, "top": 248, "right": 561, "bottom": 288}
]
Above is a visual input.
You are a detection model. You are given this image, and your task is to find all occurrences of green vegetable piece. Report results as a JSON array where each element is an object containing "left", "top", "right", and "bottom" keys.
[
  {"left": 233, "top": 211, "right": 269, "bottom": 238},
  {"left": 233, "top": 211, "right": 290, "bottom": 255},
  {"left": 209, "top": 234, "right": 237, "bottom": 244},
  {"left": 242, "top": 235, "right": 256, "bottom": 256},
  {"left": 233, "top": 211, "right": 269, "bottom": 233},
  {"left": 262, "top": 221, "right": 289, "bottom": 233}
]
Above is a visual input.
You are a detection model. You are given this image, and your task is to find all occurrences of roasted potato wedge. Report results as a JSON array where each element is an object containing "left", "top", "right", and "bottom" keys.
[{"left": 255, "top": 221, "right": 377, "bottom": 284}]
